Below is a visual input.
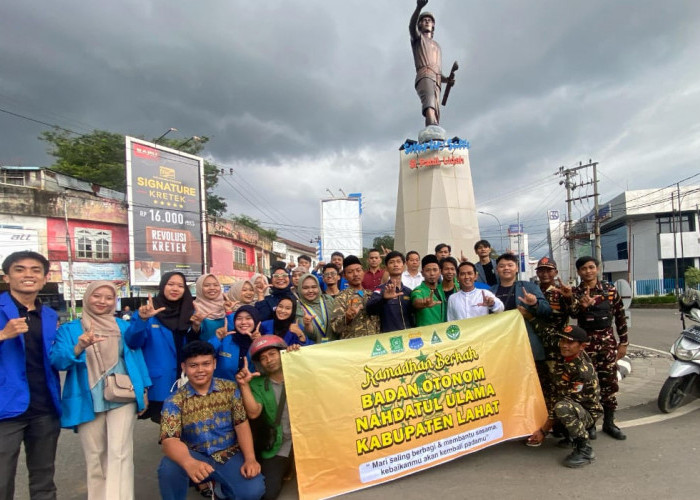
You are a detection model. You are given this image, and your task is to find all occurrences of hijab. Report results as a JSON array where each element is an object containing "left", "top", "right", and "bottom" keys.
[
  {"left": 296, "top": 273, "right": 332, "bottom": 340},
  {"left": 272, "top": 297, "right": 297, "bottom": 337},
  {"left": 231, "top": 304, "right": 260, "bottom": 359},
  {"left": 251, "top": 273, "right": 269, "bottom": 296},
  {"left": 226, "top": 279, "right": 256, "bottom": 309},
  {"left": 81, "top": 281, "right": 120, "bottom": 389},
  {"left": 152, "top": 271, "right": 195, "bottom": 335},
  {"left": 194, "top": 273, "right": 226, "bottom": 320}
]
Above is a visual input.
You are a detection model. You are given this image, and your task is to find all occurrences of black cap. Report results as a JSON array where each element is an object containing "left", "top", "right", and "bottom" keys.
[
  {"left": 343, "top": 255, "right": 362, "bottom": 269},
  {"left": 557, "top": 325, "right": 589, "bottom": 343},
  {"left": 536, "top": 257, "right": 557, "bottom": 270}
]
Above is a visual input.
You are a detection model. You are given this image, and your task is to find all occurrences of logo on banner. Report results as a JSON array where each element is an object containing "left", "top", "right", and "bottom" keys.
[
  {"left": 389, "top": 336, "right": 404, "bottom": 354},
  {"left": 430, "top": 331, "right": 442, "bottom": 344},
  {"left": 446, "top": 324, "right": 461, "bottom": 340},
  {"left": 371, "top": 340, "right": 388, "bottom": 357},
  {"left": 159, "top": 166, "right": 176, "bottom": 179},
  {"left": 133, "top": 144, "right": 159, "bottom": 159},
  {"left": 408, "top": 333, "right": 424, "bottom": 350}
]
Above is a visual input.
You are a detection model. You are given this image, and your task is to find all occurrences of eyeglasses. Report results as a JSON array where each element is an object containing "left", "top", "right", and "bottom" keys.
[
  {"left": 323, "top": 272, "right": 338, "bottom": 277},
  {"left": 272, "top": 273, "right": 288, "bottom": 279}
]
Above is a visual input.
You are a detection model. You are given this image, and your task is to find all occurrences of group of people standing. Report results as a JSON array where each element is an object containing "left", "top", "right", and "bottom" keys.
[{"left": 0, "top": 239, "right": 629, "bottom": 499}]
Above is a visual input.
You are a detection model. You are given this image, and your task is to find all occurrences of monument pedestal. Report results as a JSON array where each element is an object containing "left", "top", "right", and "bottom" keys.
[{"left": 394, "top": 138, "right": 481, "bottom": 259}]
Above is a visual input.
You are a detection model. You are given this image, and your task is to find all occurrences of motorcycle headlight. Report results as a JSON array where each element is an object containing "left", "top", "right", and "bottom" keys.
[{"left": 675, "top": 346, "right": 697, "bottom": 361}]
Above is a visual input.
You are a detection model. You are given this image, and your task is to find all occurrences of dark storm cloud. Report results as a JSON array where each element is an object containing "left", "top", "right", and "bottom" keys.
[{"left": 1, "top": 0, "right": 700, "bottom": 250}]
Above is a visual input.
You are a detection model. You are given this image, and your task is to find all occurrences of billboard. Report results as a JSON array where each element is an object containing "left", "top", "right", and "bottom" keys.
[
  {"left": 125, "top": 137, "right": 207, "bottom": 285},
  {"left": 320, "top": 197, "right": 362, "bottom": 260}
]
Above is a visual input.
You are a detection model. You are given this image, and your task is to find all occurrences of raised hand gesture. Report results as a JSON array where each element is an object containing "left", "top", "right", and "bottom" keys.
[
  {"left": 302, "top": 308, "right": 313, "bottom": 328},
  {"left": 554, "top": 278, "right": 573, "bottom": 299},
  {"left": 421, "top": 289, "right": 442, "bottom": 308},
  {"left": 254, "top": 280, "right": 269, "bottom": 300},
  {"left": 138, "top": 294, "right": 165, "bottom": 319},
  {"left": 579, "top": 288, "right": 596, "bottom": 309},
  {"left": 460, "top": 250, "right": 468, "bottom": 263},
  {"left": 477, "top": 290, "right": 495, "bottom": 308},
  {"left": 76, "top": 321, "right": 106, "bottom": 355},
  {"left": 518, "top": 290, "right": 537, "bottom": 307},
  {"left": 223, "top": 296, "right": 238, "bottom": 313},
  {"left": 250, "top": 322, "right": 261, "bottom": 340},
  {"left": 345, "top": 296, "right": 362, "bottom": 323},
  {"left": 289, "top": 322, "right": 307, "bottom": 343},
  {"left": 382, "top": 281, "right": 403, "bottom": 300},
  {"left": 235, "top": 357, "right": 260, "bottom": 387},
  {"left": 190, "top": 302, "right": 206, "bottom": 331}
]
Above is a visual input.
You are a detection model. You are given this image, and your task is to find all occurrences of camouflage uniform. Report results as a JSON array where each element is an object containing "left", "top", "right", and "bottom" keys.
[
  {"left": 532, "top": 285, "right": 577, "bottom": 411},
  {"left": 330, "top": 288, "right": 380, "bottom": 339},
  {"left": 573, "top": 281, "right": 628, "bottom": 410},
  {"left": 550, "top": 351, "right": 603, "bottom": 440}
]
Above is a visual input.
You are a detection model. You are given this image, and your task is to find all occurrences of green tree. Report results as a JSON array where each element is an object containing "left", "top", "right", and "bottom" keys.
[
  {"left": 233, "top": 214, "right": 278, "bottom": 240},
  {"left": 40, "top": 129, "right": 125, "bottom": 190},
  {"left": 39, "top": 129, "right": 227, "bottom": 217},
  {"left": 686, "top": 267, "right": 700, "bottom": 289},
  {"left": 372, "top": 235, "right": 394, "bottom": 253}
]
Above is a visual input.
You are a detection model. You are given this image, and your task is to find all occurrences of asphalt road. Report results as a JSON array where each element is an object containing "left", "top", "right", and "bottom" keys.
[{"left": 13, "top": 307, "right": 699, "bottom": 499}]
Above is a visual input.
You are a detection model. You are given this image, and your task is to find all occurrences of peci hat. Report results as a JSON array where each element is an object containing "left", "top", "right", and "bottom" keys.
[
  {"left": 536, "top": 257, "right": 557, "bottom": 270},
  {"left": 557, "top": 325, "right": 589, "bottom": 343}
]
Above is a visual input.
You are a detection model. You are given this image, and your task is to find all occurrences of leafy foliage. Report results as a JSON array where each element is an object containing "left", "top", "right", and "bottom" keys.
[
  {"left": 372, "top": 235, "right": 394, "bottom": 252},
  {"left": 233, "top": 214, "right": 277, "bottom": 240},
  {"left": 39, "top": 129, "right": 227, "bottom": 216},
  {"left": 686, "top": 267, "right": 700, "bottom": 289}
]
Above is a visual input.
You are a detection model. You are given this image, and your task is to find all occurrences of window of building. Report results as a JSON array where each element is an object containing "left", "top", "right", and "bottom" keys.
[
  {"left": 657, "top": 213, "right": 695, "bottom": 234},
  {"left": 616, "top": 241, "right": 628, "bottom": 260},
  {"left": 234, "top": 246, "right": 247, "bottom": 264},
  {"left": 75, "top": 229, "right": 112, "bottom": 260}
]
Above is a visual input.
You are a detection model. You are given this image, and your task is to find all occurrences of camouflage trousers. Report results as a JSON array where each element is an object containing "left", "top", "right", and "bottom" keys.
[
  {"left": 585, "top": 330, "right": 619, "bottom": 409},
  {"left": 554, "top": 398, "right": 594, "bottom": 440}
]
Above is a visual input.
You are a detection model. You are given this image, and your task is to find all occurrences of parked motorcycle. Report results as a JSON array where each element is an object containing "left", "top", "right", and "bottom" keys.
[{"left": 657, "top": 289, "right": 700, "bottom": 413}]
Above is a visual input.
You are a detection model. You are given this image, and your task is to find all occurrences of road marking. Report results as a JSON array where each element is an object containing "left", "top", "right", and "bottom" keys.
[
  {"left": 630, "top": 343, "right": 673, "bottom": 358},
  {"left": 619, "top": 400, "right": 700, "bottom": 428}
]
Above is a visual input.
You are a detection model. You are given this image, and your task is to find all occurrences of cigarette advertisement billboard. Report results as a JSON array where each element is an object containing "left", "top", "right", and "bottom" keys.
[{"left": 125, "top": 137, "right": 207, "bottom": 286}]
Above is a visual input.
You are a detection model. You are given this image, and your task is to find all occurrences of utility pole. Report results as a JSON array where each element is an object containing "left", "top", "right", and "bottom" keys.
[{"left": 556, "top": 160, "right": 600, "bottom": 282}]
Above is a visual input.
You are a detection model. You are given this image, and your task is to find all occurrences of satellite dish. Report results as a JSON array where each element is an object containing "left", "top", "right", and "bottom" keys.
[{"left": 615, "top": 279, "right": 633, "bottom": 310}]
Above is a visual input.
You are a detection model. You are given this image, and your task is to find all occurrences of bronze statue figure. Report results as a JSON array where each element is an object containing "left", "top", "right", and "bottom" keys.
[{"left": 410, "top": 0, "right": 456, "bottom": 127}]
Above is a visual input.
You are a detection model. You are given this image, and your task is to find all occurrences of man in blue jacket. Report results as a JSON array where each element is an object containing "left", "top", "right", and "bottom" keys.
[
  {"left": 491, "top": 253, "right": 552, "bottom": 394},
  {"left": 0, "top": 251, "right": 62, "bottom": 500}
]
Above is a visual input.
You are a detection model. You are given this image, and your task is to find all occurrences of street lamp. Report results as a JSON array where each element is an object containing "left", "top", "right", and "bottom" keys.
[
  {"left": 154, "top": 127, "right": 178, "bottom": 144},
  {"left": 177, "top": 136, "right": 202, "bottom": 149},
  {"left": 477, "top": 210, "right": 504, "bottom": 255}
]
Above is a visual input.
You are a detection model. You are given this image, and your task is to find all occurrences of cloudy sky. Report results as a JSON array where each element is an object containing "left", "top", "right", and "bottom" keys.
[{"left": 2, "top": 0, "right": 699, "bottom": 257}]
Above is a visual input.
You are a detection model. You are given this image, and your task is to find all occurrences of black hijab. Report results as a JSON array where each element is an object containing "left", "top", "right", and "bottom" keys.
[
  {"left": 152, "top": 271, "right": 195, "bottom": 336},
  {"left": 273, "top": 297, "right": 297, "bottom": 336}
]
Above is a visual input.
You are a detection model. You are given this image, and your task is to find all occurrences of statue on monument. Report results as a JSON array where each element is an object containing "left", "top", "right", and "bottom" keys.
[{"left": 410, "top": 0, "right": 458, "bottom": 129}]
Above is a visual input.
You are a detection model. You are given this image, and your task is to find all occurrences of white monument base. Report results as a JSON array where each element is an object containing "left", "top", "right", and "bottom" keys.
[{"left": 394, "top": 138, "right": 481, "bottom": 259}]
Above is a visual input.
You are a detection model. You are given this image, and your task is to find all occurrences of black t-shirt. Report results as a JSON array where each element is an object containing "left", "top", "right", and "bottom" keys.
[
  {"left": 495, "top": 285, "right": 517, "bottom": 311},
  {"left": 12, "top": 296, "right": 55, "bottom": 418},
  {"left": 482, "top": 261, "right": 498, "bottom": 286}
]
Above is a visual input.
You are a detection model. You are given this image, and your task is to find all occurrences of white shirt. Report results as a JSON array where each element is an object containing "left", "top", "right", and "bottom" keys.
[
  {"left": 447, "top": 288, "right": 504, "bottom": 321},
  {"left": 401, "top": 270, "right": 423, "bottom": 290}
]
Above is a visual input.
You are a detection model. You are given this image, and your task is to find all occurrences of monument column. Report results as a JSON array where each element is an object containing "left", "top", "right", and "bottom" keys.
[{"left": 394, "top": 139, "right": 480, "bottom": 258}]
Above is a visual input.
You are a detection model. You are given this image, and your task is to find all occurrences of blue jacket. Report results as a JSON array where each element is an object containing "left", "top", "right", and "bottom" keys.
[
  {"left": 255, "top": 287, "right": 296, "bottom": 321},
  {"left": 0, "top": 292, "right": 62, "bottom": 420},
  {"left": 124, "top": 313, "right": 186, "bottom": 402},
  {"left": 208, "top": 333, "right": 253, "bottom": 381},
  {"left": 490, "top": 281, "right": 551, "bottom": 361},
  {"left": 49, "top": 319, "right": 151, "bottom": 428},
  {"left": 475, "top": 259, "right": 500, "bottom": 286},
  {"left": 259, "top": 320, "right": 314, "bottom": 347},
  {"left": 198, "top": 317, "right": 226, "bottom": 342}
]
